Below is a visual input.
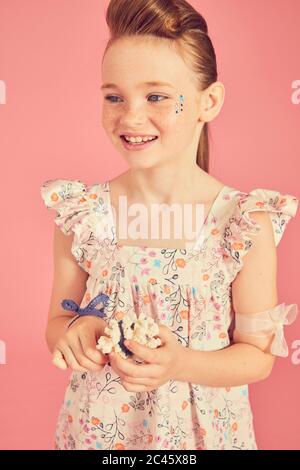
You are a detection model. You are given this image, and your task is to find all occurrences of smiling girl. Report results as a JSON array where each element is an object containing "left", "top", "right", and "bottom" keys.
[{"left": 40, "top": 0, "right": 298, "bottom": 450}]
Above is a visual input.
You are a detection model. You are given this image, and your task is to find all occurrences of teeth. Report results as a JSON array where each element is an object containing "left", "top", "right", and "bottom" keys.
[{"left": 124, "top": 136, "right": 157, "bottom": 143}]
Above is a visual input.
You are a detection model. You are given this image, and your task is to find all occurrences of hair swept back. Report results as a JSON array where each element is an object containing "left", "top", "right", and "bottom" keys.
[{"left": 104, "top": 0, "right": 219, "bottom": 173}]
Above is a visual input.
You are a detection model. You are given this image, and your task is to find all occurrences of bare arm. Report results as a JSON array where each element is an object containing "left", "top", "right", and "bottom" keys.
[
  {"left": 175, "top": 211, "right": 277, "bottom": 387},
  {"left": 45, "top": 225, "right": 108, "bottom": 371},
  {"left": 45, "top": 224, "right": 90, "bottom": 352}
]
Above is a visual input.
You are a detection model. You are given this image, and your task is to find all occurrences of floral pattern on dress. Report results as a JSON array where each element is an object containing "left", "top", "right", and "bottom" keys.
[{"left": 40, "top": 178, "right": 298, "bottom": 450}]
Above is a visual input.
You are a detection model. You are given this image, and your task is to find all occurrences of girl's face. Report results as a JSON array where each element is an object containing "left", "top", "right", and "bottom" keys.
[{"left": 101, "top": 36, "right": 204, "bottom": 170}]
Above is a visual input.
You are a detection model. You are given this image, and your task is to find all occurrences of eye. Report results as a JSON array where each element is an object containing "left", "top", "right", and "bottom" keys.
[
  {"left": 104, "top": 94, "right": 168, "bottom": 103},
  {"left": 148, "top": 94, "right": 167, "bottom": 102},
  {"left": 105, "top": 96, "right": 121, "bottom": 103}
]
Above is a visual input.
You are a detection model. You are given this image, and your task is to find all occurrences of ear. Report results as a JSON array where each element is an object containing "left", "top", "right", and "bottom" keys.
[{"left": 198, "top": 81, "right": 225, "bottom": 123}]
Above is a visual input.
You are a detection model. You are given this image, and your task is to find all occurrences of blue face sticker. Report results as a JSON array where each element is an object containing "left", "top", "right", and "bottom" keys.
[{"left": 176, "top": 94, "right": 184, "bottom": 114}]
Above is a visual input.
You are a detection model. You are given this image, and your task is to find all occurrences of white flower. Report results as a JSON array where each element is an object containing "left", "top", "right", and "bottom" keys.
[{"left": 96, "top": 313, "right": 162, "bottom": 359}]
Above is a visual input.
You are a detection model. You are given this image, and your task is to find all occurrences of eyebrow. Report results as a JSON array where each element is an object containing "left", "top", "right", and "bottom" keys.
[{"left": 101, "top": 81, "right": 175, "bottom": 90}]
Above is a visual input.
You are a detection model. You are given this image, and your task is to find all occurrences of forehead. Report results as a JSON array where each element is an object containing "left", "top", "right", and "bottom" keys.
[
  {"left": 101, "top": 80, "right": 175, "bottom": 91},
  {"left": 101, "top": 36, "right": 196, "bottom": 91}
]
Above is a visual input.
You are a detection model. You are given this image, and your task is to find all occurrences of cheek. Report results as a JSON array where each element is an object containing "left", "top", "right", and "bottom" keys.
[
  {"left": 101, "top": 106, "right": 116, "bottom": 129},
  {"left": 101, "top": 101, "right": 188, "bottom": 132},
  {"left": 152, "top": 102, "right": 186, "bottom": 131},
  {"left": 156, "top": 106, "right": 191, "bottom": 139}
]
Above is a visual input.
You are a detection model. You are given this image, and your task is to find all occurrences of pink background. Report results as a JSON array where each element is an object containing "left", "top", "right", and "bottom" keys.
[{"left": 0, "top": 0, "right": 299, "bottom": 449}]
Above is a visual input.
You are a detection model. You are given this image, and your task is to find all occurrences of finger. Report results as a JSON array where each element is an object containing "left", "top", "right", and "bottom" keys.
[
  {"left": 57, "top": 345, "right": 87, "bottom": 372},
  {"left": 78, "top": 334, "right": 108, "bottom": 367},
  {"left": 122, "top": 381, "right": 152, "bottom": 393},
  {"left": 52, "top": 349, "right": 68, "bottom": 370},
  {"left": 109, "top": 352, "right": 159, "bottom": 379},
  {"left": 122, "top": 375, "right": 155, "bottom": 386},
  {"left": 157, "top": 324, "right": 174, "bottom": 344},
  {"left": 123, "top": 340, "right": 159, "bottom": 364},
  {"left": 108, "top": 352, "right": 129, "bottom": 379},
  {"left": 71, "top": 336, "right": 105, "bottom": 372}
]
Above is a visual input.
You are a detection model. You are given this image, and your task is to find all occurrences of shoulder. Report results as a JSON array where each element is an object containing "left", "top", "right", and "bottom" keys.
[
  {"left": 222, "top": 188, "right": 298, "bottom": 274},
  {"left": 238, "top": 187, "right": 297, "bottom": 246},
  {"left": 40, "top": 178, "right": 95, "bottom": 236},
  {"left": 40, "top": 178, "right": 113, "bottom": 275},
  {"left": 40, "top": 178, "right": 108, "bottom": 208},
  {"left": 197, "top": 175, "right": 228, "bottom": 201},
  {"left": 40, "top": 178, "right": 89, "bottom": 208},
  {"left": 243, "top": 210, "right": 276, "bottom": 248},
  {"left": 231, "top": 210, "right": 278, "bottom": 298}
]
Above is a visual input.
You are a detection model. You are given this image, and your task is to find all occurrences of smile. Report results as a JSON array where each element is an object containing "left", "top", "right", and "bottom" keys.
[{"left": 120, "top": 135, "right": 159, "bottom": 151}]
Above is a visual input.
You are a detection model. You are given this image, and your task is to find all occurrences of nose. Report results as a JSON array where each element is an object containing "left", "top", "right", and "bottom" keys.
[{"left": 119, "top": 107, "right": 148, "bottom": 127}]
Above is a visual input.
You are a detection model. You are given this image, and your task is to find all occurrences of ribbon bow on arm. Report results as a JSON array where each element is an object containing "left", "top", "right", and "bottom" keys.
[
  {"left": 234, "top": 302, "right": 298, "bottom": 357},
  {"left": 61, "top": 292, "right": 134, "bottom": 357},
  {"left": 61, "top": 292, "right": 110, "bottom": 319},
  {"left": 268, "top": 303, "right": 298, "bottom": 357}
]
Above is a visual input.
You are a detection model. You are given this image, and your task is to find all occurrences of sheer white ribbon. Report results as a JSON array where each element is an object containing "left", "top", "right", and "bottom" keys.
[{"left": 235, "top": 303, "right": 298, "bottom": 357}]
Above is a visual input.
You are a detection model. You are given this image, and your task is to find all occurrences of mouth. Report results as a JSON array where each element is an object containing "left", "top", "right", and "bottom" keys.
[{"left": 120, "top": 135, "right": 159, "bottom": 151}]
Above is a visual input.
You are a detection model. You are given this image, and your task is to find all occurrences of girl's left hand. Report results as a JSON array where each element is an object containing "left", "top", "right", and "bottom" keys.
[{"left": 108, "top": 325, "right": 186, "bottom": 392}]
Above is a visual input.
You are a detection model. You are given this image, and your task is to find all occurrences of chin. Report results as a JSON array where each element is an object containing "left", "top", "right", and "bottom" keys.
[
  {"left": 127, "top": 161, "right": 157, "bottom": 170},
  {"left": 123, "top": 155, "right": 161, "bottom": 170}
]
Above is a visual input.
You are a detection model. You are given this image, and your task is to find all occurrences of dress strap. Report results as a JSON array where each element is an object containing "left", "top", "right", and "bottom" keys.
[
  {"left": 97, "top": 181, "right": 117, "bottom": 243},
  {"left": 191, "top": 186, "right": 234, "bottom": 252}
]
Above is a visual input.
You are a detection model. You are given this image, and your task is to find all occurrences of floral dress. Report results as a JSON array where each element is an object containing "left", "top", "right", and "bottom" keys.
[{"left": 40, "top": 178, "right": 298, "bottom": 450}]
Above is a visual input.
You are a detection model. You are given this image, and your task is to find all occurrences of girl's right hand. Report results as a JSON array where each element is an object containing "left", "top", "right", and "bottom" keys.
[{"left": 52, "top": 316, "right": 109, "bottom": 372}]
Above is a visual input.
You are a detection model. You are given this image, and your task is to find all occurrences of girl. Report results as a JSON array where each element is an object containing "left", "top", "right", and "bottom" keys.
[{"left": 40, "top": 0, "right": 298, "bottom": 450}]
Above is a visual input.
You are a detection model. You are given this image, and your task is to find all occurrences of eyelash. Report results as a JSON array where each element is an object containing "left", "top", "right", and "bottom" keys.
[{"left": 104, "top": 94, "right": 168, "bottom": 104}]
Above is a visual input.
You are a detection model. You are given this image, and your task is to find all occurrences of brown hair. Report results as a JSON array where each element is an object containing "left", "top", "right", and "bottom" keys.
[{"left": 103, "top": 0, "right": 218, "bottom": 173}]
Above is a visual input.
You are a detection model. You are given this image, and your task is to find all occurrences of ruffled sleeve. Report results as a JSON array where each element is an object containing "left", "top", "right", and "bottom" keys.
[
  {"left": 40, "top": 178, "right": 116, "bottom": 276},
  {"left": 221, "top": 188, "right": 298, "bottom": 276},
  {"left": 40, "top": 179, "right": 90, "bottom": 236}
]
